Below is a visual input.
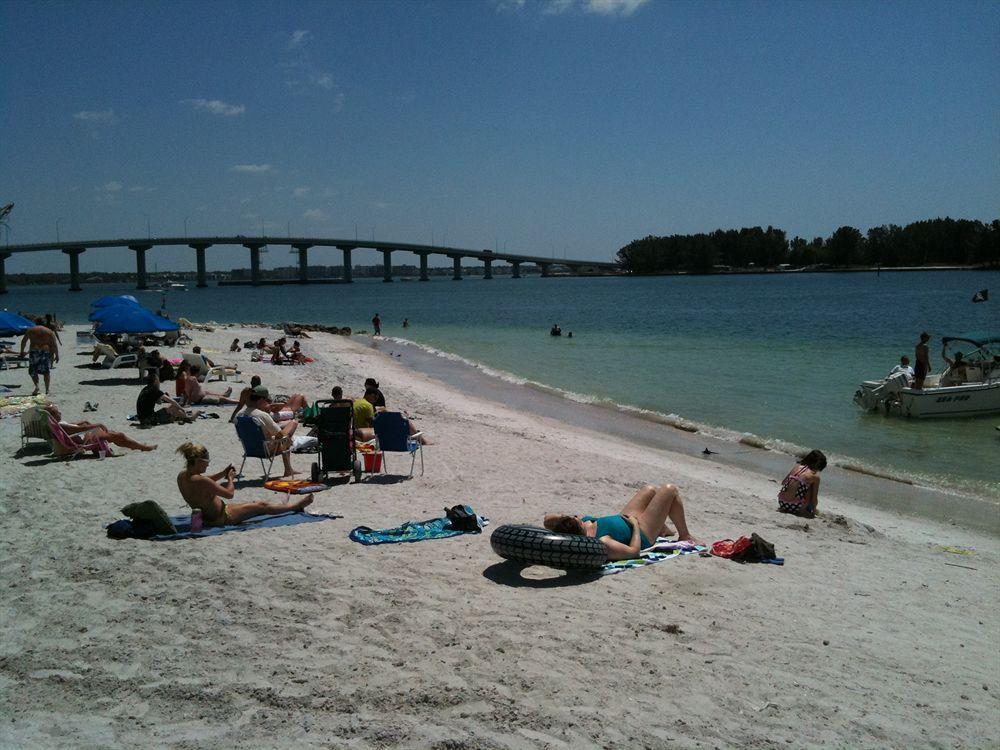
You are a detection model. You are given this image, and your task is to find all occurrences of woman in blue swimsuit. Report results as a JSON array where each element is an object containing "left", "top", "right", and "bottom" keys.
[{"left": 543, "top": 483, "right": 697, "bottom": 561}]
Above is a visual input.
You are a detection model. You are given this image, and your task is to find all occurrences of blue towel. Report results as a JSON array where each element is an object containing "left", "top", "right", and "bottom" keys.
[
  {"left": 349, "top": 515, "right": 488, "bottom": 545},
  {"left": 600, "top": 545, "right": 706, "bottom": 576},
  {"left": 150, "top": 511, "right": 336, "bottom": 540}
]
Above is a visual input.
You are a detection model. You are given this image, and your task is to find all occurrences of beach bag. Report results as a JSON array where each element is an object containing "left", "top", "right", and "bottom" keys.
[
  {"left": 120, "top": 500, "right": 177, "bottom": 536},
  {"left": 731, "top": 533, "right": 776, "bottom": 563},
  {"left": 710, "top": 536, "right": 751, "bottom": 559},
  {"left": 445, "top": 504, "right": 482, "bottom": 532}
]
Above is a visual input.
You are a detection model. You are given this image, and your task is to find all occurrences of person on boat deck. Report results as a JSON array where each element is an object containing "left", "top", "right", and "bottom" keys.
[
  {"left": 246, "top": 387, "right": 298, "bottom": 477},
  {"left": 889, "top": 356, "right": 914, "bottom": 383},
  {"left": 176, "top": 441, "right": 312, "bottom": 527},
  {"left": 940, "top": 348, "right": 971, "bottom": 386},
  {"left": 43, "top": 403, "right": 157, "bottom": 452},
  {"left": 185, "top": 365, "right": 238, "bottom": 405},
  {"left": 543, "top": 484, "right": 698, "bottom": 561},
  {"left": 913, "top": 332, "right": 932, "bottom": 389},
  {"left": 777, "top": 449, "right": 826, "bottom": 518}
]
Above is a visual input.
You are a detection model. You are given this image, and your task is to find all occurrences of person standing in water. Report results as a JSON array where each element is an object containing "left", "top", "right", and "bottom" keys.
[{"left": 372, "top": 313, "right": 382, "bottom": 336}]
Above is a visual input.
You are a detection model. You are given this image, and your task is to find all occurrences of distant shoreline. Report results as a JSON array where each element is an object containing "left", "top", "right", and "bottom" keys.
[{"left": 2, "top": 263, "right": 995, "bottom": 286}]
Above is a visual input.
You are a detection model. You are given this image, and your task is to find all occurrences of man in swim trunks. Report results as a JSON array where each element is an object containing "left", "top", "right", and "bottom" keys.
[
  {"left": 175, "top": 441, "right": 312, "bottom": 526},
  {"left": 913, "top": 332, "right": 931, "bottom": 389},
  {"left": 246, "top": 387, "right": 299, "bottom": 477},
  {"left": 19, "top": 324, "right": 59, "bottom": 396},
  {"left": 543, "top": 483, "right": 698, "bottom": 561}
]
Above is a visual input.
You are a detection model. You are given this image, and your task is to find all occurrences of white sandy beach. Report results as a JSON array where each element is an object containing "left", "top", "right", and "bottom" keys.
[{"left": 1, "top": 324, "right": 997, "bottom": 749}]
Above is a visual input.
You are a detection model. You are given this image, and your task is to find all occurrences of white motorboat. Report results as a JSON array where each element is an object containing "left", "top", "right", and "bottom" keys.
[{"left": 854, "top": 332, "right": 1000, "bottom": 418}]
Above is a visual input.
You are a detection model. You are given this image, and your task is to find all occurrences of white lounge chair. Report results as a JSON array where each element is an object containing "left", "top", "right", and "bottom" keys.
[
  {"left": 103, "top": 352, "right": 138, "bottom": 369},
  {"left": 20, "top": 406, "right": 52, "bottom": 449},
  {"left": 182, "top": 352, "right": 239, "bottom": 382}
]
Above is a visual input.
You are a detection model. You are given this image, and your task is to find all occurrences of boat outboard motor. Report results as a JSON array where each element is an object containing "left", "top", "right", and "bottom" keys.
[{"left": 854, "top": 371, "right": 908, "bottom": 411}]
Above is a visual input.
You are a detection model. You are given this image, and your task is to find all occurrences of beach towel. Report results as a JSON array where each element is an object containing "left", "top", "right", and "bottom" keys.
[
  {"left": 0, "top": 394, "right": 47, "bottom": 419},
  {"left": 349, "top": 513, "right": 489, "bottom": 545},
  {"left": 600, "top": 543, "right": 706, "bottom": 576},
  {"left": 107, "top": 511, "right": 336, "bottom": 540}
]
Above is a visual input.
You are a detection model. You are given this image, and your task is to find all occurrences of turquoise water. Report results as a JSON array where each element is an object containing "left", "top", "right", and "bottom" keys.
[{"left": 5, "top": 270, "right": 998, "bottom": 500}]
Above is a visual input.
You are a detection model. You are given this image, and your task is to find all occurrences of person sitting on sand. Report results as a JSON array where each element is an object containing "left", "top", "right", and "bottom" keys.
[
  {"left": 363, "top": 378, "right": 386, "bottom": 408},
  {"left": 246, "top": 387, "right": 299, "bottom": 477},
  {"left": 175, "top": 441, "right": 312, "bottom": 526},
  {"left": 777, "top": 449, "right": 826, "bottom": 517},
  {"left": 174, "top": 361, "right": 191, "bottom": 405},
  {"left": 230, "top": 338, "right": 241, "bottom": 352},
  {"left": 289, "top": 340, "right": 308, "bottom": 364},
  {"left": 43, "top": 404, "right": 157, "bottom": 452},
  {"left": 186, "top": 366, "right": 238, "bottom": 405},
  {"left": 137, "top": 373, "right": 195, "bottom": 426},
  {"left": 543, "top": 483, "right": 697, "bottom": 561},
  {"left": 230, "top": 376, "right": 309, "bottom": 422},
  {"left": 339, "top": 386, "right": 375, "bottom": 441}
]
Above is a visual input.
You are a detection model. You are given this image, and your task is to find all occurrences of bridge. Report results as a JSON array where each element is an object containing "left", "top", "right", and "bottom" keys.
[{"left": 0, "top": 236, "right": 621, "bottom": 292}]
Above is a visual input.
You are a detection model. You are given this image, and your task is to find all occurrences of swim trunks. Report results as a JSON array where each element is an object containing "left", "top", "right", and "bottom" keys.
[{"left": 28, "top": 350, "right": 52, "bottom": 377}]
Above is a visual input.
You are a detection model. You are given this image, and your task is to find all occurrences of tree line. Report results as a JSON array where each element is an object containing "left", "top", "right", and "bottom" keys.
[{"left": 616, "top": 217, "right": 1000, "bottom": 274}]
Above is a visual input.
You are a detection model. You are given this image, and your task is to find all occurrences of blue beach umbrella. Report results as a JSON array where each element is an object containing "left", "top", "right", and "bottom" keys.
[
  {"left": 94, "top": 306, "right": 179, "bottom": 334},
  {"left": 0, "top": 311, "right": 35, "bottom": 336},
  {"left": 91, "top": 294, "right": 140, "bottom": 309}
]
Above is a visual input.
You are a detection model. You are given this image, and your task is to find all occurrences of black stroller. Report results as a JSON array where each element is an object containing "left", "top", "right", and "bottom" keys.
[{"left": 309, "top": 399, "right": 363, "bottom": 483}]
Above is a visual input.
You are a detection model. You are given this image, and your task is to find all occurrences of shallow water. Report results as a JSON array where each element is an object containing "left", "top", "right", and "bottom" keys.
[{"left": 6, "top": 269, "right": 998, "bottom": 502}]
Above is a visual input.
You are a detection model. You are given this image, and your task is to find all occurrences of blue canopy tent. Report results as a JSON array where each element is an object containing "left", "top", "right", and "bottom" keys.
[
  {"left": 91, "top": 294, "right": 140, "bottom": 309},
  {"left": 89, "top": 303, "right": 145, "bottom": 322},
  {"left": 94, "top": 306, "right": 179, "bottom": 334},
  {"left": 0, "top": 311, "right": 35, "bottom": 336}
]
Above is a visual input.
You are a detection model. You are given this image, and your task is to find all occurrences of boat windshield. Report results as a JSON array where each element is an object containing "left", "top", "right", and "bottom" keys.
[{"left": 941, "top": 332, "right": 999, "bottom": 362}]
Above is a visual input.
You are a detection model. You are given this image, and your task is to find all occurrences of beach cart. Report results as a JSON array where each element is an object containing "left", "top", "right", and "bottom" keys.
[{"left": 306, "top": 399, "right": 365, "bottom": 483}]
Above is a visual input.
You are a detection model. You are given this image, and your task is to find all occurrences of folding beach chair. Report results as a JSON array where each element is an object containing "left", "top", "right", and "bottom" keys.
[
  {"left": 46, "top": 416, "right": 111, "bottom": 459},
  {"left": 183, "top": 352, "right": 239, "bottom": 382},
  {"left": 372, "top": 411, "right": 424, "bottom": 477},
  {"left": 234, "top": 415, "right": 290, "bottom": 480},
  {"left": 20, "top": 406, "right": 52, "bottom": 449}
]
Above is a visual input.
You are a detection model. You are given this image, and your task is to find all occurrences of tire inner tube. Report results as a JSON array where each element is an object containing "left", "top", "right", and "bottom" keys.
[{"left": 490, "top": 524, "right": 607, "bottom": 570}]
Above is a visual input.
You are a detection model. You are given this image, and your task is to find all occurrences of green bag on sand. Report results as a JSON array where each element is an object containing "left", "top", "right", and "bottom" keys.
[{"left": 120, "top": 500, "right": 177, "bottom": 535}]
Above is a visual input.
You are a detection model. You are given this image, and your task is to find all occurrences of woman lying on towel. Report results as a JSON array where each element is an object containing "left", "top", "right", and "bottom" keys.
[
  {"left": 175, "top": 441, "right": 313, "bottom": 526},
  {"left": 44, "top": 404, "right": 157, "bottom": 452},
  {"left": 543, "top": 484, "right": 698, "bottom": 561}
]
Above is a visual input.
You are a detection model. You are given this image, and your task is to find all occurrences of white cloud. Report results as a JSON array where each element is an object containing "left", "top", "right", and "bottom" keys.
[
  {"left": 231, "top": 164, "right": 272, "bottom": 173},
  {"left": 543, "top": 0, "right": 574, "bottom": 14},
  {"left": 314, "top": 73, "right": 335, "bottom": 90},
  {"left": 494, "top": 0, "right": 526, "bottom": 10},
  {"left": 182, "top": 98, "right": 246, "bottom": 116},
  {"left": 293, "top": 187, "right": 310, "bottom": 198},
  {"left": 303, "top": 208, "right": 329, "bottom": 222},
  {"left": 73, "top": 109, "right": 117, "bottom": 124},
  {"left": 128, "top": 185, "right": 156, "bottom": 193},
  {"left": 584, "top": 0, "right": 649, "bottom": 15},
  {"left": 102, "top": 181, "right": 123, "bottom": 192},
  {"left": 372, "top": 201, "right": 390, "bottom": 210},
  {"left": 289, "top": 29, "right": 311, "bottom": 49}
]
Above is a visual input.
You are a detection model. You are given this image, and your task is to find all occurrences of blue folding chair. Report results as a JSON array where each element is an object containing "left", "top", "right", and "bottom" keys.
[
  {"left": 372, "top": 411, "right": 424, "bottom": 476},
  {"left": 235, "top": 415, "right": 289, "bottom": 479}
]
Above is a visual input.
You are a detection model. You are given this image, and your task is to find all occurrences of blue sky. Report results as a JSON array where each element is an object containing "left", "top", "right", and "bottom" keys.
[{"left": 2, "top": 0, "right": 998, "bottom": 274}]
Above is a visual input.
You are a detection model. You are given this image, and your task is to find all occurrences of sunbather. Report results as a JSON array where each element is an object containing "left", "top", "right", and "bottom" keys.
[
  {"left": 186, "top": 366, "right": 238, "bottom": 405},
  {"left": 230, "top": 376, "right": 308, "bottom": 422},
  {"left": 543, "top": 484, "right": 697, "bottom": 561},
  {"left": 44, "top": 404, "right": 157, "bottom": 452},
  {"left": 176, "top": 441, "right": 312, "bottom": 526},
  {"left": 777, "top": 449, "right": 826, "bottom": 517}
]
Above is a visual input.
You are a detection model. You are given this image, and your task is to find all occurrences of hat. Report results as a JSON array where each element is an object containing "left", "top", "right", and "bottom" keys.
[{"left": 250, "top": 385, "right": 270, "bottom": 400}]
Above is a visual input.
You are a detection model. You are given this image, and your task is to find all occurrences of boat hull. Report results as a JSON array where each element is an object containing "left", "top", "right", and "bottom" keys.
[{"left": 892, "top": 382, "right": 1000, "bottom": 418}]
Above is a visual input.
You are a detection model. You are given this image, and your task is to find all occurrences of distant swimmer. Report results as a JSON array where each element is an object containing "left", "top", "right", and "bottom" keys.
[
  {"left": 550, "top": 324, "right": 562, "bottom": 336},
  {"left": 567, "top": 331, "right": 573, "bottom": 338},
  {"left": 402, "top": 317, "right": 409, "bottom": 328}
]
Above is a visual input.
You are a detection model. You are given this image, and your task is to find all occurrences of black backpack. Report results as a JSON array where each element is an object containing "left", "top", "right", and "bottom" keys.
[{"left": 445, "top": 504, "right": 482, "bottom": 532}]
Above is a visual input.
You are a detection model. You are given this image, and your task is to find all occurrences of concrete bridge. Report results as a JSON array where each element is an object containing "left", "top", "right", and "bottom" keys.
[{"left": 0, "top": 236, "right": 620, "bottom": 292}]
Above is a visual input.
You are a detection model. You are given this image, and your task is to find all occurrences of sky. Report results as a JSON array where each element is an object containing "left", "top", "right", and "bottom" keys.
[{"left": 1, "top": 0, "right": 998, "bottom": 274}]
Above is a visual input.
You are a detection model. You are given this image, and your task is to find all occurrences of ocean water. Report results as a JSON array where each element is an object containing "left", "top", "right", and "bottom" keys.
[{"left": 5, "top": 270, "right": 998, "bottom": 501}]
